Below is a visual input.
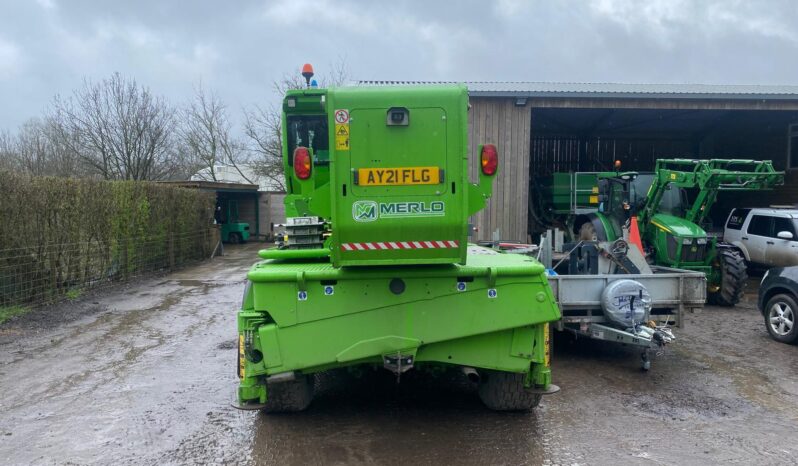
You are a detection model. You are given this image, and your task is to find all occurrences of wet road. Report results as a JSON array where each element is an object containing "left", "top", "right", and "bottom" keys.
[{"left": 1, "top": 245, "right": 798, "bottom": 465}]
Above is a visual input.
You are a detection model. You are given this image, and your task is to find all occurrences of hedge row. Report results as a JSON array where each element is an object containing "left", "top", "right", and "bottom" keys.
[{"left": 0, "top": 171, "right": 216, "bottom": 306}]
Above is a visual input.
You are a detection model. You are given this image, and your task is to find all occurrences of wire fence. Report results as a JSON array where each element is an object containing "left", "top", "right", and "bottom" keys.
[
  {"left": 0, "top": 170, "right": 218, "bottom": 312},
  {"left": 0, "top": 228, "right": 217, "bottom": 310}
]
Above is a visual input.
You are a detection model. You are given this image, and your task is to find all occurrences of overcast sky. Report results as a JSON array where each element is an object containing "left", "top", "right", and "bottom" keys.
[{"left": 1, "top": 0, "right": 797, "bottom": 131}]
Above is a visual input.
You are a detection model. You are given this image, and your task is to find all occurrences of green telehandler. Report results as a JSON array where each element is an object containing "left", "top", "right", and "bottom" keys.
[
  {"left": 235, "top": 68, "right": 561, "bottom": 412},
  {"left": 573, "top": 159, "right": 783, "bottom": 305}
]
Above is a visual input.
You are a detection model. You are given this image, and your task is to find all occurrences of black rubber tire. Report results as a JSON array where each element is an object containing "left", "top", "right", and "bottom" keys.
[
  {"left": 579, "top": 222, "right": 598, "bottom": 241},
  {"left": 477, "top": 371, "right": 542, "bottom": 411},
  {"left": 707, "top": 248, "right": 747, "bottom": 306},
  {"left": 228, "top": 232, "right": 241, "bottom": 245},
  {"left": 763, "top": 294, "right": 798, "bottom": 344},
  {"left": 261, "top": 375, "right": 315, "bottom": 413}
]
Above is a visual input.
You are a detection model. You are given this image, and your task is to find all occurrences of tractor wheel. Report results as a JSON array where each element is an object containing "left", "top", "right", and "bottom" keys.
[
  {"left": 707, "top": 248, "right": 747, "bottom": 306},
  {"left": 477, "top": 371, "right": 542, "bottom": 411},
  {"left": 228, "top": 232, "right": 242, "bottom": 245},
  {"left": 578, "top": 222, "right": 598, "bottom": 241},
  {"left": 261, "top": 374, "right": 315, "bottom": 413}
]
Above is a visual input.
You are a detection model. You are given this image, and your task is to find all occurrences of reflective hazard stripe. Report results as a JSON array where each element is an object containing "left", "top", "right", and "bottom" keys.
[{"left": 341, "top": 240, "right": 460, "bottom": 251}]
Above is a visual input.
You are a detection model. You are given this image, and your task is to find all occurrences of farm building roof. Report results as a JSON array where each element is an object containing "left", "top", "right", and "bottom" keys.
[{"left": 355, "top": 81, "right": 798, "bottom": 100}]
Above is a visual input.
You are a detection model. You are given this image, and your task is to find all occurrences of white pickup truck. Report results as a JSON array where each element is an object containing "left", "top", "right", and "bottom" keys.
[{"left": 723, "top": 208, "right": 798, "bottom": 268}]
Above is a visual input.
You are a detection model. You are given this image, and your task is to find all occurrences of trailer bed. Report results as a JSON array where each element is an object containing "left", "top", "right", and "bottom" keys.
[{"left": 548, "top": 266, "right": 706, "bottom": 330}]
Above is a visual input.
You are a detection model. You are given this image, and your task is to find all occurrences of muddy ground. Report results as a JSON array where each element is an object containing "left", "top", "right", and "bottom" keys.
[{"left": 1, "top": 243, "right": 797, "bottom": 465}]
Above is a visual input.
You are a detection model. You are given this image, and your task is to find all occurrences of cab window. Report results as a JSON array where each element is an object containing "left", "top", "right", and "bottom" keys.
[
  {"left": 747, "top": 215, "right": 772, "bottom": 237},
  {"left": 286, "top": 115, "right": 329, "bottom": 165}
]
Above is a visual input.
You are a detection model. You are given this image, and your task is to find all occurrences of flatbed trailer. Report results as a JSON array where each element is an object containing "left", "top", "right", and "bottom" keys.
[
  {"left": 549, "top": 265, "right": 705, "bottom": 369},
  {"left": 490, "top": 236, "right": 707, "bottom": 369},
  {"left": 549, "top": 265, "right": 706, "bottom": 330}
]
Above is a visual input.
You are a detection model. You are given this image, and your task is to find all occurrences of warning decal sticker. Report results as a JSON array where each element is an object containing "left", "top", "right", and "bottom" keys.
[
  {"left": 334, "top": 109, "right": 349, "bottom": 124},
  {"left": 334, "top": 109, "right": 350, "bottom": 151}
]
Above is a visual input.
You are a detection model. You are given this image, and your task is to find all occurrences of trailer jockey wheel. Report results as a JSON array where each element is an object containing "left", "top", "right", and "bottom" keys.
[{"left": 641, "top": 350, "right": 650, "bottom": 371}]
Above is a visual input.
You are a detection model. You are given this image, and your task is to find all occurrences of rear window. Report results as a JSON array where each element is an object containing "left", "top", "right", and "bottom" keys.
[
  {"left": 726, "top": 209, "right": 750, "bottom": 230},
  {"left": 747, "top": 215, "right": 772, "bottom": 236},
  {"left": 286, "top": 115, "right": 329, "bottom": 165}
]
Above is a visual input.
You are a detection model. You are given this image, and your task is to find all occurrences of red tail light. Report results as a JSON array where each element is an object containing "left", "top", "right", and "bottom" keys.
[
  {"left": 481, "top": 144, "right": 498, "bottom": 176},
  {"left": 294, "top": 146, "right": 312, "bottom": 180}
]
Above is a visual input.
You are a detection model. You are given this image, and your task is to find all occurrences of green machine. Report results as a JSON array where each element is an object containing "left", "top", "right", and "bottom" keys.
[
  {"left": 218, "top": 199, "right": 250, "bottom": 244},
  {"left": 235, "top": 69, "right": 561, "bottom": 412},
  {"left": 544, "top": 159, "right": 783, "bottom": 306}
]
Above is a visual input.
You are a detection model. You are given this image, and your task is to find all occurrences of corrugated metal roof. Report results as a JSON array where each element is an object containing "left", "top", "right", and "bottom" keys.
[{"left": 355, "top": 80, "right": 798, "bottom": 100}]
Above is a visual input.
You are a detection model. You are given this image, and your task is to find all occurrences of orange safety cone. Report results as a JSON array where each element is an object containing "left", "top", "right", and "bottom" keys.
[{"left": 629, "top": 216, "right": 644, "bottom": 254}]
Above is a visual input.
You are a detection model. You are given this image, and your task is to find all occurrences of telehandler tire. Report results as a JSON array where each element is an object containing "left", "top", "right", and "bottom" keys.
[
  {"left": 477, "top": 371, "right": 542, "bottom": 411},
  {"left": 708, "top": 248, "right": 747, "bottom": 307},
  {"left": 261, "top": 374, "right": 315, "bottom": 413}
]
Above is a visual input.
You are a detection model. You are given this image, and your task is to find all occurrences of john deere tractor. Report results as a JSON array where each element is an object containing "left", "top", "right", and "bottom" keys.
[
  {"left": 575, "top": 159, "right": 783, "bottom": 305},
  {"left": 235, "top": 68, "right": 561, "bottom": 412}
]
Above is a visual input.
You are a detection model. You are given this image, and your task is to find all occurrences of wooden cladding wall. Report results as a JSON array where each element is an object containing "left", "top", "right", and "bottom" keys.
[{"left": 468, "top": 98, "right": 531, "bottom": 242}]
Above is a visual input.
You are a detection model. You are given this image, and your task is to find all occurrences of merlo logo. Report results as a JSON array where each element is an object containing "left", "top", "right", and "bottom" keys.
[{"left": 352, "top": 200, "right": 378, "bottom": 222}]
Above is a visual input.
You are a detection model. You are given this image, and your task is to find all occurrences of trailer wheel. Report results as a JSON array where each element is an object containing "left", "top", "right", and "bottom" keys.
[
  {"left": 261, "top": 374, "right": 315, "bottom": 413},
  {"left": 477, "top": 371, "right": 542, "bottom": 411},
  {"left": 707, "top": 248, "right": 747, "bottom": 306}
]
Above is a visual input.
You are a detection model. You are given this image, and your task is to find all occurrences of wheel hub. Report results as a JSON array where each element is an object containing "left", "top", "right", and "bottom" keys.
[{"left": 769, "top": 303, "right": 794, "bottom": 336}]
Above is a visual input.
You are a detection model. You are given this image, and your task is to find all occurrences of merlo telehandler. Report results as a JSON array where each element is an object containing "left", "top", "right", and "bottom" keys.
[{"left": 235, "top": 67, "right": 561, "bottom": 412}]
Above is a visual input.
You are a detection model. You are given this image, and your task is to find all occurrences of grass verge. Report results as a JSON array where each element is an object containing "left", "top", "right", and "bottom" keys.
[{"left": 0, "top": 305, "right": 29, "bottom": 325}]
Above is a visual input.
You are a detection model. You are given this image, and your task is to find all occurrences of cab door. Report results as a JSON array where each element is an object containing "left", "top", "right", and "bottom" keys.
[
  {"left": 744, "top": 214, "right": 772, "bottom": 265},
  {"left": 767, "top": 216, "right": 798, "bottom": 267}
]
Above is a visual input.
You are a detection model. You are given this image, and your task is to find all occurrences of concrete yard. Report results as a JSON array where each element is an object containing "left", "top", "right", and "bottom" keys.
[{"left": 1, "top": 244, "right": 797, "bottom": 465}]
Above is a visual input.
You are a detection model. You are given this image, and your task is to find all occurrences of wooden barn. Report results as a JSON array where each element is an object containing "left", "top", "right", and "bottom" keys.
[{"left": 360, "top": 81, "right": 798, "bottom": 242}]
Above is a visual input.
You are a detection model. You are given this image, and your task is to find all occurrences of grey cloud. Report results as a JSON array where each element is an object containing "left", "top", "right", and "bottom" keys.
[{"left": 1, "top": 0, "right": 797, "bottom": 130}]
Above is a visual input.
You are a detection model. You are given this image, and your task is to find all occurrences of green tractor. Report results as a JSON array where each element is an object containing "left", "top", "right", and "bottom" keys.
[
  {"left": 217, "top": 199, "right": 250, "bottom": 244},
  {"left": 571, "top": 159, "right": 783, "bottom": 305},
  {"left": 235, "top": 71, "right": 561, "bottom": 412}
]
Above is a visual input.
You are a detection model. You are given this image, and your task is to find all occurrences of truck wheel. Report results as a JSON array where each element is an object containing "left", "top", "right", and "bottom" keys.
[
  {"left": 707, "top": 248, "right": 747, "bottom": 306},
  {"left": 477, "top": 371, "right": 542, "bottom": 411},
  {"left": 764, "top": 294, "right": 798, "bottom": 344},
  {"left": 261, "top": 374, "right": 315, "bottom": 413}
]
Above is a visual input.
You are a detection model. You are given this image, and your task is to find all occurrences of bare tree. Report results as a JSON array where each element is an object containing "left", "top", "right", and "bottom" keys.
[
  {"left": 0, "top": 129, "right": 17, "bottom": 171},
  {"left": 13, "top": 119, "right": 49, "bottom": 176},
  {"left": 181, "top": 85, "right": 251, "bottom": 183},
  {"left": 50, "top": 73, "right": 179, "bottom": 181},
  {"left": 11, "top": 118, "right": 85, "bottom": 177},
  {"left": 40, "top": 116, "right": 87, "bottom": 177},
  {"left": 243, "top": 60, "right": 349, "bottom": 191},
  {"left": 242, "top": 104, "right": 284, "bottom": 190}
]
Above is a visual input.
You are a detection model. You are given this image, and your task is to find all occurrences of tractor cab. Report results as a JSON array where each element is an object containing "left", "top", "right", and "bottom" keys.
[{"left": 217, "top": 199, "right": 250, "bottom": 244}]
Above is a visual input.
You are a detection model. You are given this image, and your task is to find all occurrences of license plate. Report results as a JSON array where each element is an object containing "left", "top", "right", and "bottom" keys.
[{"left": 357, "top": 167, "right": 440, "bottom": 186}]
